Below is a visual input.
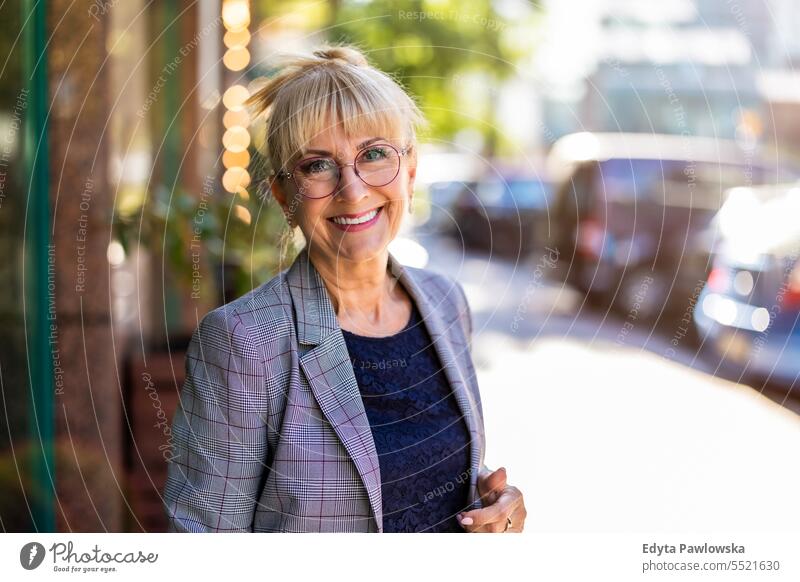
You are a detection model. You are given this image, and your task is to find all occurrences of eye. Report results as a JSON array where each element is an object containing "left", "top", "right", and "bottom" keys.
[
  {"left": 298, "top": 157, "right": 336, "bottom": 175},
  {"left": 359, "top": 146, "right": 391, "bottom": 162}
]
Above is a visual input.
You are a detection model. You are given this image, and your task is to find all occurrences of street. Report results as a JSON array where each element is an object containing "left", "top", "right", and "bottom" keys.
[{"left": 416, "top": 233, "right": 800, "bottom": 533}]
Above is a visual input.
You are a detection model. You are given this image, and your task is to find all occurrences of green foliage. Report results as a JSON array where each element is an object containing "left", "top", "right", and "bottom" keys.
[
  {"left": 326, "top": 0, "right": 540, "bottom": 154},
  {"left": 114, "top": 180, "right": 294, "bottom": 301}
]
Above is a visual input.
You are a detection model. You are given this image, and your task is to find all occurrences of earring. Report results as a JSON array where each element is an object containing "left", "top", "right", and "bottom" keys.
[{"left": 408, "top": 198, "right": 414, "bottom": 214}]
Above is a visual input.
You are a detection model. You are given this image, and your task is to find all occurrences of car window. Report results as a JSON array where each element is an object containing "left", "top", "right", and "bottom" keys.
[
  {"left": 429, "top": 181, "right": 466, "bottom": 206},
  {"left": 476, "top": 179, "right": 550, "bottom": 208},
  {"left": 596, "top": 158, "right": 787, "bottom": 208},
  {"left": 505, "top": 180, "right": 551, "bottom": 209},
  {"left": 475, "top": 181, "right": 506, "bottom": 206},
  {"left": 596, "top": 158, "right": 683, "bottom": 201},
  {"left": 652, "top": 162, "right": 751, "bottom": 209}
]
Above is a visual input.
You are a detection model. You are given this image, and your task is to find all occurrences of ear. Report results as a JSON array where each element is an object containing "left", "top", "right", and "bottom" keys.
[
  {"left": 405, "top": 147, "right": 418, "bottom": 195},
  {"left": 270, "top": 177, "right": 294, "bottom": 224},
  {"left": 270, "top": 176, "right": 288, "bottom": 207}
]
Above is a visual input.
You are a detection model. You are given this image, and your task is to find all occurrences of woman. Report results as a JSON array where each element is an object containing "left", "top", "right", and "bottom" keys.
[{"left": 163, "top": 44, "right": 526, "bottom": 533}]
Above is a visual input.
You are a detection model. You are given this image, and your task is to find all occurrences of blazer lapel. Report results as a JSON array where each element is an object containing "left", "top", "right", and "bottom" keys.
[
  {"left": 392, "top": 258, "right": 484, "bottom": 509},
  {"left": 287, "top": 246, "right": 484, "bottom": 531},
  {"left": 287, "top": 247, "right": 383, "bottom": 531}
]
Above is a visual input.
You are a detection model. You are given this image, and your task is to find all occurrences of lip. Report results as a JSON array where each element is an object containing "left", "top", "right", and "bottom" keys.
[
  {"left": 329, "top": 205, "right": 384, "bottom": 219},
  {"left": 327, "top": 205, "right": 384, "bottom": 232}
]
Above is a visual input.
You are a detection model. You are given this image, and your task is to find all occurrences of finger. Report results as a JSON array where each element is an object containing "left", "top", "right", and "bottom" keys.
[
  {"left": 459, "top": 499, "right": 508, "bottom": 529},
  {"left": 480, "top": 488, "right": 501, "bottom": 508},
  {"left": 464, "top": 503, "right": 524, "bottom": 534},
  {"left": 477, "top": 467, "right": 507, "bottom": 503},
  {"left": 478, "top": 466, "right": 506, "bottom": 494},
  {"left": 506, "top": 504, "right": 527, "bottom": 533},
  {"left": 457, "top": 513, "right": 500, "bottom": 533},
  {"left": 456, "top": 509, "right": 494, "bottom": 533},
  {"left": 460, "top": 487, "right": 522, "bottom": 529}
]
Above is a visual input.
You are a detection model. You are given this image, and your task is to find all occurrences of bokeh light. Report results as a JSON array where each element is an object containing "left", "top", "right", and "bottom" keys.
[
  {"left": 222, "top": 167, "right": 251, "bottom": 192},
  {"left": 222, "top": 84, "right": 249, "bottom": 110},
  {"left": 222, "top": 0, "right": 250, "bottom": 31},
  {"left": 222, "top": 126, "right": 250, "bottom": 152},
  {"left": 222, "top": 149, "right": 250, "bottom": 169},
  {"left": 223, "top": 47, "right": 250, "bottom": 71},
  {"left": 223, "top": 108, "right": 250, "bottom": 129}
]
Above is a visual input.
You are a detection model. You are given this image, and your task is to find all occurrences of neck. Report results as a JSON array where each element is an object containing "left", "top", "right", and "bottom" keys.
[{"left": 308, "top": 247, "right": 401, "bottom": 321}]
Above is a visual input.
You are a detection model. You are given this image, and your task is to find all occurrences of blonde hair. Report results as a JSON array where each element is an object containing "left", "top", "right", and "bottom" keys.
[{"left": 246, "top": 44, "right": 428, "bottom": 183}]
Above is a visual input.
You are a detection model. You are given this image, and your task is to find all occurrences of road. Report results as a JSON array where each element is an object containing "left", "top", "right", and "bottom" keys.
[{"left": 413, "top": 233, "right": 800, "bottom": 533}]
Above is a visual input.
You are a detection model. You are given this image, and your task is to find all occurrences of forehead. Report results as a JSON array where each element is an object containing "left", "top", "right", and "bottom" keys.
[
  {"left": 304, "top": 125, "right": 372, "bottom": 148},
  {"left": 301, "top": 127, "right": 388, "bottom": 154},
  {"left": 291, "top": 112, "right": 405, "bottom": 159}
]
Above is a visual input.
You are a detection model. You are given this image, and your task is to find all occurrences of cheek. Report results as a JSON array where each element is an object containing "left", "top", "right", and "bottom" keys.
[
  {"left": 298, "top": 201, "right": 329, "bottom": 229},
  {"left": 383, "top": 198, "right": 406, "bottom": 231},
  {"left": 389, "top": 186, "right": 410, "bottom": 211}
]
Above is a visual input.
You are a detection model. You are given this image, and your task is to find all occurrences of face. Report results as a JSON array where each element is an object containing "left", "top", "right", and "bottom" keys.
[{"left": 271, "top": 125, "right": 417, "bottom": 265}]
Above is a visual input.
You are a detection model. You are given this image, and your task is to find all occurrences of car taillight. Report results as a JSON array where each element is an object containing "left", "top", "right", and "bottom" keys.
[
  {"left": 577, "top": 218, "right": 604, "bottom": 257},
  {"left": 780, "top": 262, "right": 800, "bottom": 309},
  {"left": 707, "top": 267, "right": 730, "bottom": 293}
]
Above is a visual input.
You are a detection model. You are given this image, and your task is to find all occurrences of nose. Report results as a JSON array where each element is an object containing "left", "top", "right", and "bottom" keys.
[{"left": 333, "top": 163, "right": 369, "bottom": 203}]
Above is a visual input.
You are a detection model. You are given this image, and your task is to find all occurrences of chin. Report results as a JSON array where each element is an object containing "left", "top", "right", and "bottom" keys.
[
  {"left": 334, "top": 235, "right": 392, "bottom": 263},
  {"left": 338, "top": 243, "right": 386, "bottom": 263}
]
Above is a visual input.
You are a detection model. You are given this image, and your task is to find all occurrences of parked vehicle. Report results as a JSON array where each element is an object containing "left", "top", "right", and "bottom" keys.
[
  {"left": 419, "top": 180, "right": 470, "bottom": 234},
  {"left": 449, "top": 176, "right": 552, "bottom": 257},
  {"left": 546, "top": 132, "right": 797, "bottom": 318},
  {"left": 693, "top": 183, "right": 800, "bottom": 386}
]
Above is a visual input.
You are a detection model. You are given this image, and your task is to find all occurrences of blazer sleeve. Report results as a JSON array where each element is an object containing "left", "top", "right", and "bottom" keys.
[
  {"left": 453, "top": 280, "right": 492, "bottom": 478},
  {"left": 453, "top": 279, "right": 474, "bottom": 354},
  {"left": 163, "top": 307, "right": 269, "bottom": 532}
]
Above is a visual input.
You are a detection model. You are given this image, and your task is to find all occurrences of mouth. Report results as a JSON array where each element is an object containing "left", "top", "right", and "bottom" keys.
[{"left": 327, "top": 204, "right": 384, "bottom": 232}]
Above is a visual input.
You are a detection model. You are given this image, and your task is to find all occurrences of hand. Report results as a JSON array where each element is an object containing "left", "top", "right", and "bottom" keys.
[{"left": 457, "top": 466, "right": 526, "bottom": 533}]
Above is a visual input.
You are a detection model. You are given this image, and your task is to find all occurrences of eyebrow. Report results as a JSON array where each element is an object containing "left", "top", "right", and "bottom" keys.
[{"left": 301, "top": 137, "right": 386, "bottom": 158}]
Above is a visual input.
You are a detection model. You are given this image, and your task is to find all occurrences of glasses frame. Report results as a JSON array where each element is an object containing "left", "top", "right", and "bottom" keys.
[{"left": 277, "top": 142, "right": 411, "bottom": 199}]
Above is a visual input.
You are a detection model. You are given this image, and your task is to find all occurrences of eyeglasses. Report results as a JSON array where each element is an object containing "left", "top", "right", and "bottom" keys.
[{"left": 278, "top": 142, "right": 410, "bottom": 199}]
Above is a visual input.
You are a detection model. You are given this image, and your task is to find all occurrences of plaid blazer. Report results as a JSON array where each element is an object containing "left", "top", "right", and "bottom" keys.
[{"left": 163, "top": 246, "right": 488, "bottom": 532}]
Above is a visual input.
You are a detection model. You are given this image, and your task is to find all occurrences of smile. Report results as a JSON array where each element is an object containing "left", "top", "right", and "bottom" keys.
[{"left": 327, "top": 206, "right": 383, "bottom": 231}]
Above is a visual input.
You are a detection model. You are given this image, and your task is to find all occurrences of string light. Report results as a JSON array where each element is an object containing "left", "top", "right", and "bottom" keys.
[
  {"left": 234, "top": 204, "right": 252, "bottom": 225},
  {"left": 222, "top": 167, "right": 251, "bottom": 193},
  {"left": 222, "top": 149, "right": 250, "bottom": 169},
  {"left": 223, "top": 108, "right": 250, "bottom": 129},
  {"left": 222, "top": 0, "right": 250, "bottom": 32},
  {"left": 224, "top": 29, "right": 251, "bottom": 49},
  {"left": 223, "top": 47, "right": 250, "bottom": 71},
  {"left": 221, "top": 0, "right": 253, "bottom": 217},
  {"left": 222, "top": 85, "right": 249, "bottom": 110},
  {"left": 222, "top": 126, "right": 250, "bottom": 152}
]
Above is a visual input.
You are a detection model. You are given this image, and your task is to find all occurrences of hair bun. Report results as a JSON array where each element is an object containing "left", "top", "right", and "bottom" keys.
[{"left": 313, "top": 45, "right": 369, "bottom": 67}]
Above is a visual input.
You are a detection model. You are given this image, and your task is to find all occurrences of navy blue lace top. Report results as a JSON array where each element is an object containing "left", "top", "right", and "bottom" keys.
[{"left": 341, "top": 300, "right": 472, "bottom": 533}]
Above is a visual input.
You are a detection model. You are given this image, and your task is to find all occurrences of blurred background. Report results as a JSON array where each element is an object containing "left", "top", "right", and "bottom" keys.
[{"left": 2, "top": 0, "right": 799, "bottom": 533}]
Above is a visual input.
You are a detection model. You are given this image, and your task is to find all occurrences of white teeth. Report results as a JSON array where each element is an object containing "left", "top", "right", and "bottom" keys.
[{"left": 331, "top": 207, "right": 380, "bottom": 225}]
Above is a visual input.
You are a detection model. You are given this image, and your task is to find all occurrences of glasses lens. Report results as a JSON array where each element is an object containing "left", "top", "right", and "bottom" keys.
[
  {"left": 294, "top": 157, "right": 339, "bottom": 198},
  {"left": 355, "top": 145, "right": 400, "bottom": 187}
]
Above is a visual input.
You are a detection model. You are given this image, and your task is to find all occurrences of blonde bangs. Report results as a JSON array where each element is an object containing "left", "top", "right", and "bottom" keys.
[{"left": 260, "top": 58, "right": 426, "bottom": 175}]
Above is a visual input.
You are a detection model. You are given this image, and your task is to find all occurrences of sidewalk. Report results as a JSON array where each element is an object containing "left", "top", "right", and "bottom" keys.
[{"left": 474, "top": 332, "right": 800, "bottom": 532}]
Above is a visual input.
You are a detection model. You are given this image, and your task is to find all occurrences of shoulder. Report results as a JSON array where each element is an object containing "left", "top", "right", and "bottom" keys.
[
  {"left": 403, "top": 266, "right": 458, "bottom": 293},
  {"left": 404, "top": 265, "right": 470, "bottom": 325},
  {"left": 191, "top": 268, "right": 295, "bottom": 357}
]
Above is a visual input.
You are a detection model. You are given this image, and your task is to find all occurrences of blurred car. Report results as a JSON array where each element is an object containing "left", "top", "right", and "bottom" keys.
[
  {"left": 547, "top": 132, "right": 798, "bottom": 318},
  {"left": 693, "top": 183, "right": 800, "bottom": 386},
  {"left": 449, "top": 177, "right": 552, "bottom": 257},
  {"left": 418, "top": 180, "right": 469, "bottom": 234}
]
